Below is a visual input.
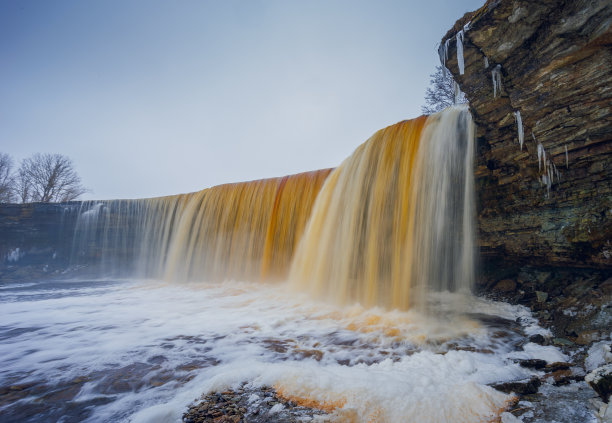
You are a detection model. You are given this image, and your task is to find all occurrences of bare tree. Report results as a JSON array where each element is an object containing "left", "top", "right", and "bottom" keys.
[
  {"left": 17, "top": 153, "right": 88, "bottom": 203},
  {"left": 14, "top": 166, "right": 31, "bottom": 204},
  {"left": 0, "top": 153, "right": 15, "bottom": 203},
  {"left": 421, "top": 65, "right": 467, "bottom": 115}
]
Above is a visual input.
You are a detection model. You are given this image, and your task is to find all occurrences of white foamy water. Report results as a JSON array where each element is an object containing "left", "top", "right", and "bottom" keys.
[{"left": 0, "top": 279, "right": 563, "bottom": 422}]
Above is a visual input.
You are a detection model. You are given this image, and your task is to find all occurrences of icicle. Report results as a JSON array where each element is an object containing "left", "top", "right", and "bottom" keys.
[
  {"left": 514, "top": 111, "right": 524, "bottom": 150},
  {"left": 548, "top": 160, "right": 554, "bottom": 183},
  {"left": 463, "top": 21, "right": 471, "bottom": 32},
  {"left": 456, "top": 30, "right": 465, "bottom": 75},
  {"left": 484, "top": 57, "right": 489, "bottom": 69},
  {"left": 438, "top": 39, "right": 450, "bottom": 77},
  {"left": 542, "top": 174, "right": 551, "bottom": 197},
  {"left": 491, "top": 65, "right": 502, "bottom": 98},
  {"left": 537, "top": 143, "right": 544, "bottom": 171},
  {"left": 453, "top": 81, "right": 465, "bottom": 105},
  {"left": 565, "top": 145, "right": 569, "bottom": 169}
]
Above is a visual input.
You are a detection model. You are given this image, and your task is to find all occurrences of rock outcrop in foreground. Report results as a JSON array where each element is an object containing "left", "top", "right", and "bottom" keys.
[{"left": 442, "top": 0, "right": 611, "bottom": 268}]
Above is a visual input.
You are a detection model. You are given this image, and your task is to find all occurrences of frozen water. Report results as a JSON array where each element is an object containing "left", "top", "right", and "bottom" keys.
[
  {"left": 514, "top": 111, "right": 524, "bottom": 150},
  {"left": 492, "top": 64, "right": 502, "bottom": 98},
  {"left": 456, "top": 30, "right": 465, "bottom": 75}
]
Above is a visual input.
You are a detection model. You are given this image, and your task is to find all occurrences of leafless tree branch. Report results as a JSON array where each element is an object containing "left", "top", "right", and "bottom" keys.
[
  {"left": 0, "top": 153, "right": 15, "bottom": 203},
  {"left": 421, "top": 65, "right": 467, "bottom": 115},
  {"left": 17, "top": 153, "right": 88, "bottom": 203}
]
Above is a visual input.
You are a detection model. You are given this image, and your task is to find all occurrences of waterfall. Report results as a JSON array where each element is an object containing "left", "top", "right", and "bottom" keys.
[
  {"left": 289, "top": 106, "right": 476, "bottom": 310},
  {"left": 71, "top": 169, "right": 332, "bottom": 281},
  {"left": 72, "top": 106, "right": 476, "bottom": 311}
]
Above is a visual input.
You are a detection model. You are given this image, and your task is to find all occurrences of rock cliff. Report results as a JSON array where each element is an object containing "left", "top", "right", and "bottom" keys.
[{"left": 441, "top": 0, "right": 612, "bottom": 267}]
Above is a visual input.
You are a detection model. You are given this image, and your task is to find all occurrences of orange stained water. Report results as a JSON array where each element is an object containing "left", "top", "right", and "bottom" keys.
[
  {"left": 288, "top": 116, "right": 427, "bottom": 309},
  {"left": 161, "top": 169, "right": 333, "bottom": 282},
  {"left": 288, "top": 106, "right": 475, "bottom": 311},
  {"left": 73, "top": 107, "right": 474, "bottom": 312}
]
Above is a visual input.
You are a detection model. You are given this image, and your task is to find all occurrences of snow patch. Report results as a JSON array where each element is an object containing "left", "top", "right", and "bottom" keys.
[
  {"left": 269, "top": 403, "right": 285, "bottom": 414},
  {"left": 507, "top": 342, "right": 568, "bottom": 364},
  {"left": 586, "top": 342, "right": 612, "bottom": 371}
]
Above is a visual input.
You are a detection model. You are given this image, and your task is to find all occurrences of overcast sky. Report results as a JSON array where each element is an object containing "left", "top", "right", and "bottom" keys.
[{"left": 1, "top": 0, "right": 482, "bottom": 200}]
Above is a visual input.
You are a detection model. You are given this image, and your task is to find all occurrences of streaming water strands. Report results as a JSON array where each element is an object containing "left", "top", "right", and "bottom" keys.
[
  {"left": 289, "top": 106, "right": 476, "bottom": 310},
  {"left": 72, "top": 106, "right": 476, "bottom": 312},
  {"left": 72, "top": 169, "right": 331, "bottom": 281}
]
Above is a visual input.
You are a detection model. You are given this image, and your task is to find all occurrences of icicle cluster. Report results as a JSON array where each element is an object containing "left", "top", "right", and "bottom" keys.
[
  {"left": 491, "top": 65, "right": 502, "bottom": 98},
  {"left": 534, "top": 133, "right": 562, "bottom": 197},
  {"left": 514, "top": 111, "right": 524, "bottom": 150},
  {"left": 438, "top": 39, "right": 450, "bottom": 76},
  {"left": 438, "top": 21, "right": 470, "bottom": 77}
]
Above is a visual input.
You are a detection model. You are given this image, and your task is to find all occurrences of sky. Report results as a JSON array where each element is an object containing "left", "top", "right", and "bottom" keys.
[{"left": 0, "top": 0, "right": 483, "bottom": 200}]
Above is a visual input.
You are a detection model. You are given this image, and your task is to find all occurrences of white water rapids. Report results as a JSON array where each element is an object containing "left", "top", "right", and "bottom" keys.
[{"left": 0, "top": 278, "right": 568, "bottom": 422}]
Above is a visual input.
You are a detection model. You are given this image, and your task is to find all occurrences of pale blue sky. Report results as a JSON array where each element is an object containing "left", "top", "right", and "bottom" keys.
[{"left": 1, "top": 0, "right": 483, "bottom": 200}]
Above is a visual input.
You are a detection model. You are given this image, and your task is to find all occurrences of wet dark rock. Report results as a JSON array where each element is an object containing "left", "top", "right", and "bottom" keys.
[
  {"left": 586, "top": 365, "right": 612, "bottom": 402},
  {"left": 535, "top": 291, "right": 548, "bottom": 303},
  {"left": 517, "top": 359, "right": 547, "bottom": 370},
  {"left": 493, "top": 279, "right": 517, "bottom": 293},
  {"left": 553, "top": 338, "right": 574, "bottom": 347},
  {"left": 545, "top": 362, "right": 571, "bottom": 372},
  {"left": 545, "top": 369, "right": 583, "bottom": 386},
  {"left": 492, "top": 376, "right": 541, "bottom": 395},
  {"left": 442, "top": 0, "right": 612, "bottom": 268},
  {"left": 528, "top": 334, "right": 546, "bottom": 345},
  {"left": 576, "top": 330, "right": 606, "bottom": 346},
  {"left": 183, "top": 385, "right": 330, "bottom": 423}
]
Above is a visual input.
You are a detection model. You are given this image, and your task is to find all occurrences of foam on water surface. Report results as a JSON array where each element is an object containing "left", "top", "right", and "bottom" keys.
[{"left": 0, "top": 278, "right": 568, "bottom": 423}]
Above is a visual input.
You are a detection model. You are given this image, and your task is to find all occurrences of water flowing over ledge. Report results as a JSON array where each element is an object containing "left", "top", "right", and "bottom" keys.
[{"left": 71, "top": 106, "right": 476, "bottom": 311}]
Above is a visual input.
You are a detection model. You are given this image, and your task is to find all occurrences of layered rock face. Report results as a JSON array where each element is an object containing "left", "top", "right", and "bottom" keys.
[
  {"left": 442, "top": 0, "right": 612, "bottom": 267},
  {"left": 0, "top": 203, "right": 80, "bottom": 279}
]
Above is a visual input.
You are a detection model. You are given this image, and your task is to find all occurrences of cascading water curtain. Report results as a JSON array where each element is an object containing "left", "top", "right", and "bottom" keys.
[
  {"left": 71, "top": 106, "right": 476, "bottom": 313},
  {"left": 289, "top": 105, "right": 476, "bottom": 311}
]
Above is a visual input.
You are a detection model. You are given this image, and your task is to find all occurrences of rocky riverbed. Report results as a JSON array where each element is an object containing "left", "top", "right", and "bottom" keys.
[{"left": 183, "top": 385, "right": 331, "bottom": 423}]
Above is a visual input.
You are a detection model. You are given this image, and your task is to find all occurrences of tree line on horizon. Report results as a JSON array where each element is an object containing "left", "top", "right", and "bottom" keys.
[{"left": 0, "top": 153, "right": 88, "bottom": 204}]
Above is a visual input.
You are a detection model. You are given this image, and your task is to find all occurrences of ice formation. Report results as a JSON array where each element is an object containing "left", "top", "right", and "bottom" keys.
[
  {"left": 514, "top": 111, "right": 524, "bottom": 150},
  {"left": 456, "top": 30, "right": 465, "bottom": 75},
  {"left": 537, "top": 143, "right": 545, "bottom": 171},
  {"left": 484, "top": 57, "right": 489, "bottom": 69},
  {"left": 439, "top": 22, "right": 469, "bottom": 76},
  {"left": 6, "top": 248, "right": 22, "bottom": 262},
  {"left": 438, "top": 39, "right": 450, "bottom": 76},
  {"left": 492, "top": 65, "right": 502, "bottom": 98},
  {"left": 453, "top": 81, "right": 466, "bottom": 104},
  {"left": 586, "top": 342, "right": 612, "bottom": 371}
]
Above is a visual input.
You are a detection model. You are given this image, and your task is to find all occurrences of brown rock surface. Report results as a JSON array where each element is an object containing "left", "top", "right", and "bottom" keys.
[{"left": 442, "top": 0, "right": 612, "bottom": 268}]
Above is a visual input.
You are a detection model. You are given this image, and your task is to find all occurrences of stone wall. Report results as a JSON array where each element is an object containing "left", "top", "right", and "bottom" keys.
[
  {"left": 0, "top": 203, "right": 80, "bottom": 278},
  {"left": 442, "top": 0, "right": 612, "bottom": 267}
]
